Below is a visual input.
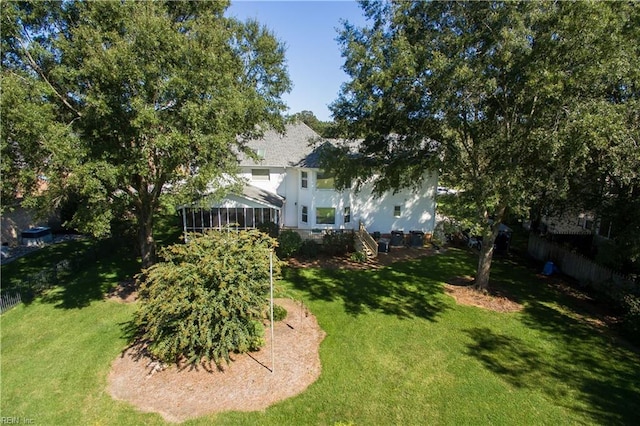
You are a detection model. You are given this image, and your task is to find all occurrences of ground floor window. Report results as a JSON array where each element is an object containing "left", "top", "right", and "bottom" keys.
[
  {"left": 301, "top": 205, "right": 308, "bottom": 223},
  {"left": 316, "top": 207, "right": 336, "bottom": 225},
  {"left": 344, "top": 206, "right": 351, "bottom": 224}
]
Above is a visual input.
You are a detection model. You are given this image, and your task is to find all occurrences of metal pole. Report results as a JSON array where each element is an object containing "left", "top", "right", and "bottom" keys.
[{"left": 270, "top": 249, "right": 275, "bottom": 373}]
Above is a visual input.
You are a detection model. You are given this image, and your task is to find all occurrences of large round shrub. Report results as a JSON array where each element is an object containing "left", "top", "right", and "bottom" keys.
[{"left": 133, "top": 229, "right": 280, "bottom": 366}]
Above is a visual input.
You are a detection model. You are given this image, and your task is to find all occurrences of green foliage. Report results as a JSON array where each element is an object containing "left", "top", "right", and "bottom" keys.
[
  {"left": 288, "top": 110, "right": 342, "bottom": 137},
  {"left": 272, "top": 304, "right": 287, "bottom": 322},
  {"left": 277, "top": 229, "right": 302, "bottom": 258},
  {"left": 350, "top": 251, "right": 368, "bottom": 263},
  {"left": 621, "top": 294, "right": 640, "bottom": 345},
  {"left": 322, "top": 231, "right": 354, "bottom": 256},
  {"left": 2, "top": 0, "right": 291, "bottom": 267},
  {"left": 257, "top": 221, "right": 280, "bottom": 238},
  {"left": 299, "top": 239, "right": 320, "bottom": 259},
  {"left": 328, "top": 1, "right": 639, "bottom": 288},
  {"left": 133, "top": 229, "right": 280, "bottom": 366}
]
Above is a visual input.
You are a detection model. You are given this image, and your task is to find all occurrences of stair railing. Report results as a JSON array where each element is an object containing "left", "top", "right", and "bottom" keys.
[{"left": 357, "top": 221, "right": 378, "bottom": 258}]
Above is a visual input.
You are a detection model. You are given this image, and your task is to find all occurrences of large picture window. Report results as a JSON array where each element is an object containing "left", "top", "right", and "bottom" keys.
[
  {"left": 316, "top": 170, "right": 335, "bottom": 190},
  {"left": 316, "top": 207, "right": 336, "bottom": 225}
]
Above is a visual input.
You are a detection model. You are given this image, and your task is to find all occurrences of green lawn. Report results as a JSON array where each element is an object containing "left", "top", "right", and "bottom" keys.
[{"left": 2, "top": 245, "right": 639, "bottom": 425}]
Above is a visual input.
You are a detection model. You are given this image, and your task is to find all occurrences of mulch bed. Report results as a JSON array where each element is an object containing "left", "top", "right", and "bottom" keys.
[
  {"left": 104, "top": 244, "right": 625, "bottom": 422},
  {"left": 107, "top": 298, "right": 325, "bottom": 423},
  {"left": 444, "top": 275, "right": 524, "bottom": 313}
]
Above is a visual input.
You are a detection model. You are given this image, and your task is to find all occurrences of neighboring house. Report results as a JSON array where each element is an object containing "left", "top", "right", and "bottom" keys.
[
  {"left": 539, "top": 210, "right": 612, "bottom": 239},
  {"left": 179, "top": 122, "right": 437, "bottom": 243}
]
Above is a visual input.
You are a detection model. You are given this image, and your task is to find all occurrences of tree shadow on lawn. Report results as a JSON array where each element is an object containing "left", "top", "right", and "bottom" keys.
[
  {"left": 284, "top": 250, "right": 472, "bottom": 320},
  {"left": 39, "top": 254, "right": 139, "bottom": 309},
  {"left": 464, "top": 308, "right": 640, "bottom": 424}
]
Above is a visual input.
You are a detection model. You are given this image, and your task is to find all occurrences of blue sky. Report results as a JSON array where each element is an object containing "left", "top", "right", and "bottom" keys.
[{"left": 227, "top": 1, "right": 367, "bottom": 122}]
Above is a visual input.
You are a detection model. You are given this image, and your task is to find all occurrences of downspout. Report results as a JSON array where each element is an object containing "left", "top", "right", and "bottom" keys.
[{"left": 276, "top": 167, "right": 288, "bottom": 229}]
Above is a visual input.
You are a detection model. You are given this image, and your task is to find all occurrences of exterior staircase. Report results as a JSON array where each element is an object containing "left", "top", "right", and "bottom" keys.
[{"left": 355, "top": 221, "right": 378, "bottom": 258}]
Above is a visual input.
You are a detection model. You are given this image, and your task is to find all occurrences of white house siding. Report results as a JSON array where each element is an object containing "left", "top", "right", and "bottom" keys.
[
  {"left": 239, "top": 167, "right": 286, "bottom": 195},
  {"left": 282, "top": 167, "right": 299, "bottom": 228},
  {"left": 352, "top": 172, "right": 437, "bottom": 234},
  {"left": 233, "top": 123, "right": 438, "bottom": 236},
  {"left": 542, "top": 210, "right": 596, "bottom": 235},
  {"left": 279, "top": 168, "right": 438, "bottom": 234}
]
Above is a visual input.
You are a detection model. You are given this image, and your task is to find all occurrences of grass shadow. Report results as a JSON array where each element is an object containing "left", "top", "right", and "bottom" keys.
[
  {"left": 38, "top": 249, "right": 140, "bottom": 309},
  {"left": 464, "top": 325, "right": 640, "bottom": 425},
  {"left": 473, "top": 251, "right": 640, "bottom": 424},
  {"left": 1, "top": 239, "right": 95, "bottom": 288},
  {"left": 284, "top": 249, "right": 473, "bottom": 320}
]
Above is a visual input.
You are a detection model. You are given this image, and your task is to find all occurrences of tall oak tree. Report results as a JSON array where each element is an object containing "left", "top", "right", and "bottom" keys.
[
  {"left": 325, "top": 0, "right": 638, "bottom": 289},
  {"left": 2, "top": 0, "right": 291, "bottom": 267}
]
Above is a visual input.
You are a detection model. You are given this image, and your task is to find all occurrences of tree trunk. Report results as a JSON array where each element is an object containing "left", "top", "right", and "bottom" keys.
[
  {"left": 138, "top": 205, "right": 156, "bottom": 269},
  {"left": 474, "top": 205, "right": 507, "bottom": 291},
  {"left": 475, "top": 230, "right": 497, "bottom": 291}
]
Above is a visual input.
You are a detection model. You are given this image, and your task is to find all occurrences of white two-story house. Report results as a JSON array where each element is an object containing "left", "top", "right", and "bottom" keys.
[{"left": 179, "top": 122, "right": 437, "bottom": 242}]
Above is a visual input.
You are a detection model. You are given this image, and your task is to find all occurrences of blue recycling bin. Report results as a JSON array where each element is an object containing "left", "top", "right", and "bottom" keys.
[{"left": 542, "top": 261, "right": 555, "bottom": 276}]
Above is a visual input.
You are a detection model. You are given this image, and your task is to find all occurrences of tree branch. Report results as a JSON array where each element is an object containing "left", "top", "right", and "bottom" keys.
[{"left": 17, "top": 31, "right": 82, "bottom": 118}]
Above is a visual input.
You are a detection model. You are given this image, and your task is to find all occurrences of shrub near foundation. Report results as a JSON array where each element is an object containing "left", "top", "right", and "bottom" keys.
[
  {"left": 133, "top": 230, "right": 280, "bottom": 366},
  {"left": 277, "top": 229, "right": 302, "bottom": 258}
]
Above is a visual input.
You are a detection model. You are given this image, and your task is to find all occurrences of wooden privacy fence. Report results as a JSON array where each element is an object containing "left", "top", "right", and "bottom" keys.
[{"left": 528, "top": 233, "right": 635, "bottom": 289}]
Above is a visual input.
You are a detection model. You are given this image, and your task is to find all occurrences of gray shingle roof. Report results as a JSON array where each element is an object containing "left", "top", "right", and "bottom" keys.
[
  {"left": 241, "top": 184, "right": 284, "bottom": 208},
  {"left": 239, "top": 122, "right": 324, "bottom": 168}
]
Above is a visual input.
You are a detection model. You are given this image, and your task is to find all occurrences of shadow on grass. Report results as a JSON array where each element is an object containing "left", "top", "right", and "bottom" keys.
[
  {"left": 1, "top": 239, "right": 95, "bottom": 288},
  {"left": 462, "top": 252, "right": 640, "bottom": 425},
  {"left": 464, "top": 324, "right": 640, "bottom": 425},
  {"left": 38, "top": 250, "right": 140, "bottom": 309},
  {"left": 284, "top": 249, "right": 473, "bottom": 320}
]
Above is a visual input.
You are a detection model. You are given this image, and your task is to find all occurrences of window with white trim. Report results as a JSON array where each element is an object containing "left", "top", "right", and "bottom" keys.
[
  {"left": 251, "top": 169, "right": 270, "bottom": 181},
  {"left": 344, "top": 207, "right": 351, "bottom": 224},
  {"left": 301, "top": 206, "right": 308, "bottom": 223},
  {"left": 316, "top": 170, "right": 335, "bottom": 190},
  {"left": 394, "top": 205, "right": 402, "bottom": 218},
  {"left": 301, "top": 171, "right": 308, "bottom": 188},
  {"left": 316, "top": 207, "right": 336, "bottom": 225}
]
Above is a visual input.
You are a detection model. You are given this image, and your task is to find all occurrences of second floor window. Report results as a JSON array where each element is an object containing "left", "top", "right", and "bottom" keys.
[
  {"left": 394, "top": 205, "right": 402, "bottom": 218},
  {"left": 316, "top": 170, "right": 335, "bottom": 190},
  {"left": 251, "top": 169, "right": 270, "bottom": 181},
  {"left": 301, "top": 171, "right": 308, "bottom": 188}
]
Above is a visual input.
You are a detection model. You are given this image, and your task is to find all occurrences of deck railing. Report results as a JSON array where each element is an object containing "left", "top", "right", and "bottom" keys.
[{"left": 357, "top": 221, "right": 379, "bottom": 258}]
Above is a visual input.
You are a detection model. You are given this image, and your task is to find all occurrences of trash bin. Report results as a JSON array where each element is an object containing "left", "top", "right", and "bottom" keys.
[
  {"left": 410, "top": 231, "right": 424, "bottom": 247},
  {"left": 542, "top": 261, "right": 555, "bottom": 276},
  {"left": 390, "top": 231, "right": 404, "bottom": 246},
  {"left": 378, "top": 238, "right": 391, "bottom": 253}
]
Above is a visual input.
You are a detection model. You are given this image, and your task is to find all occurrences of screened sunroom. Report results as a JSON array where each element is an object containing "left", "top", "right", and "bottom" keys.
[{"left": 179, "top": 185, "right": 284, "bottom": 239}]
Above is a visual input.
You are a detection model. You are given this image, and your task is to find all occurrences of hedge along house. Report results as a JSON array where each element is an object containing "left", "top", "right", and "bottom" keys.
[{"left": 180, "top": 122, "right": 438, "bottom": 244}]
